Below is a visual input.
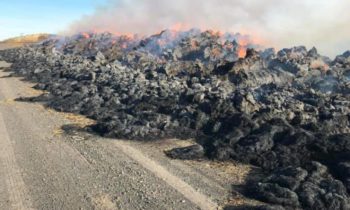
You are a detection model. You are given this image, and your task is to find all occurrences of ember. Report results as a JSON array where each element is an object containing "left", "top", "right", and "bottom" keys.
[{"left": 81, "top": 32, "right": 90, "bottom": 39}]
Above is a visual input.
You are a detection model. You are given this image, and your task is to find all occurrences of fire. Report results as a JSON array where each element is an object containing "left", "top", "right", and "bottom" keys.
[
  {"left": 118, "top": 33, "right": 135, "bottom": 40},
  {"left": 77, "top": 24, "right": 266, "bottom": 59},
  {"left": 207, "top": 30, "right": 223, "bottom": 37},
  {"left": 238, "top": 47, "right": 247, "bottom": 58},
  {"left": 233, "top": 35, "right": 264, "bottom": 58},
  {"left": 170, "top": 22, "right": 190, "bottom": 32},
  {"left": 81, "top": 32, "right": 90, "bottom": 39},
  {"left": 169, "top": 24, "right": 255, "bottom": 58},
  {"left": 167, "top": 30, "right": 180, "bottom": 40}
]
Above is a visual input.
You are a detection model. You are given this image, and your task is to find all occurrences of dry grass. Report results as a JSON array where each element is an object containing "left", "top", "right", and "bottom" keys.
[
  {"left": 0, "top": 34, "right": 50, "bottom": 44},
  {"left": 0, "top": 98, "right": 16, "bottom": 105},
  {"left": 200, "top": 161, "right": 252, "bottom": 185},
  {"left": 181, "top": 158, "right": 253, "bottom": 189},
  {"left": 62, "top": 112, "right": 95, "bottom": 127},
  {"left": 225, "top": 197, "right": 246, "bottom": 206},
  {"left": 47, "top": 108, "right": 95, "bottom": 128},
  {"left": 52, "top": 127, "right": 64, "bottom": 136},
  {"left": 24, "top": 88, "right": 47, "bottom": 96},
  {"left": 0, "top": 43, "right": 24, "bottom": 50},
  {"left": 92, "top": 194, "right": 118, "bottom": 210},
  {"left": 158, "top": 139, "right": 197, "bottom": 150},
  {"left": 50, "top": 112, "right": 95, "bottom": 137}
]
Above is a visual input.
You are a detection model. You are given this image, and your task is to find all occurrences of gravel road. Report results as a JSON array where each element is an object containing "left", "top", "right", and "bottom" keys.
[{"left": 0, "top": 60, "right": 254, "bottom": 210}]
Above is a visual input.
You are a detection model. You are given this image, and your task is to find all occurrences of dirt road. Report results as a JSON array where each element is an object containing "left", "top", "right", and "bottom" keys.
[{"left": 0, "top": 60, "right": 254, "bottom": 209}]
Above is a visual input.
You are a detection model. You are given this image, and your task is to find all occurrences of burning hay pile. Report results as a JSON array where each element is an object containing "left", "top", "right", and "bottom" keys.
[{"left": 1, "top": 30, "right": 350, "bottom": 209}]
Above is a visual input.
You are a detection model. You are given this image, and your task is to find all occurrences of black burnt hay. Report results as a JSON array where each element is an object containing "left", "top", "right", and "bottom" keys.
[{"left": 1, "top": 31, "right": 350, "bottom": 209}]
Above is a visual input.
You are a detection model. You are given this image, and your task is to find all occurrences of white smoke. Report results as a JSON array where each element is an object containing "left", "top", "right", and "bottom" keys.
[{"left": 66, "top": 0, "right": 350, "bottom": 57}]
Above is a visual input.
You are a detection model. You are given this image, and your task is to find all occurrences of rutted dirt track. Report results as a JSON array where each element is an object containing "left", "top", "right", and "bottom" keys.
[{"left": 0, "top": 60, "right": 254, "bottom": 209}]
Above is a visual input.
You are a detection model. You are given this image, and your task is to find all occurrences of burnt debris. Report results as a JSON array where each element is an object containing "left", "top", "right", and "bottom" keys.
[{"left": 0, "top": 30, "right": 349, "bottom": 209}]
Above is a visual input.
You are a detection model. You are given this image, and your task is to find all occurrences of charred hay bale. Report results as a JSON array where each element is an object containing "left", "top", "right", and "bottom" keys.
[
  {"left": 165, "top": 144, "right": 205, "bottom": 160},
  {"left": 250, "top": 162, "right": 350, "bottom": 210}
]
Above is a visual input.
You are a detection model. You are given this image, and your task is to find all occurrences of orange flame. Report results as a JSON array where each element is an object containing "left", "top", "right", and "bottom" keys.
[
  {"left": 79, "top": 23, "right": 268, "bottom": 59},
  {"left": 81, "top": 32, "right": 90, "bottom": 39},
  {"left": 238, "top": 47, "right": 246, "bottom": 58},
  {"left": 170, "top": 22, "right": 190, "bottom": 32}
]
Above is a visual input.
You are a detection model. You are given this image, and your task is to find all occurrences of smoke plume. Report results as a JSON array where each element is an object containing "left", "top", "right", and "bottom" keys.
[{"left": 66, "top": 0, "right": 350, "bottom": 57}]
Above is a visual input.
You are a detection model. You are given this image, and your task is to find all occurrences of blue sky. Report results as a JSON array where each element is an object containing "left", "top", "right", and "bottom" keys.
[{"left": 0, "top": 0, "right": 107, "bottom": 40}]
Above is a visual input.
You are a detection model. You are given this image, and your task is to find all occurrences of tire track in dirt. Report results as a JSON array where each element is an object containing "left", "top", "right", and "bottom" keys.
[{"left": 0, "top": 113, "right": 34, "bottom": 210}]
